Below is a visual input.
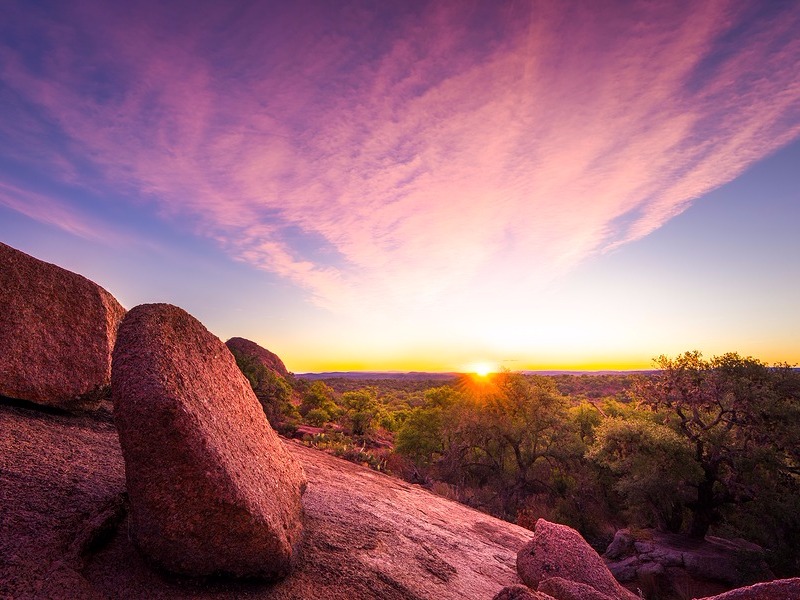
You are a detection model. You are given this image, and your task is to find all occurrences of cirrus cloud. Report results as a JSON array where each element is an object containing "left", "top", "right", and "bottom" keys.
[{"left": 1, "top": 0, "right": 799, "bottom": 321}]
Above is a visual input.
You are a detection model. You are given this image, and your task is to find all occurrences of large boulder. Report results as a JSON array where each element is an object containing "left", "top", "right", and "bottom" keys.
[
  {"left": 517, "top": 519, "right": 639, "bottom": 600},
  {"left": 0, "top": 242, "right": 125, "bottom": 410},
  {"left": 111, "top": 303, "right": 306, "bottom": 579},
  {"left": 696, "top": 578, "right": 800, "bottom": 599},
  {"left": 226, "top": 336, "right": 290, "bottom": 378}
]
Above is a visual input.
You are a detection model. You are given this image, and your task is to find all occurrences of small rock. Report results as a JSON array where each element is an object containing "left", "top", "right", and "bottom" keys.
[
  {"left": 607, "top": 555, "right": 640, "bottom": 582},
  {"left": 112, "top": 303, "right": 306, "bottom": 579},
  {"left": 604, "top": 529, "right": 635, "bottom": 560},
  {"left": 538, "top": 576, "right": 616, "bottom": 600},
  {"left": 493, "top": 584, "right": 555, "bottom": 600},
  {"left": 517, "top": 519, "right": 639, "bottom": 600}
]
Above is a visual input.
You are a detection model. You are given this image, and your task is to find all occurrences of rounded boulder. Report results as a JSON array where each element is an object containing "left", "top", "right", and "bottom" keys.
[
  {"left": 111, "top": 303, "right": 306, "bottom": 579},
  {"left": 0, "top": 242, "right": 125, "bottom": 410}
]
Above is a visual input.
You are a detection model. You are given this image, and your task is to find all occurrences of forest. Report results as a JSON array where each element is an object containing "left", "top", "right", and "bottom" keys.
[{"left": 231, "top": 350, "right": 800, "bottom": 578}]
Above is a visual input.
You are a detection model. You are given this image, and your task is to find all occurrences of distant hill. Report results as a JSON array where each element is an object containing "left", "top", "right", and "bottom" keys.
[
  {"left": 295, "top": 370, "right": 655, "bottom": 380},
  {"left": 296, "top": 371, "right": 459, "bottom": 381},
  {"left": 521, "top": 370, "right": 657, "bottom": 376}
]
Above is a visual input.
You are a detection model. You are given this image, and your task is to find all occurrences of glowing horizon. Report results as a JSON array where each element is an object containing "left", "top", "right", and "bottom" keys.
[{"left": 1, "top": 1, "right": 799, "bottom": 373}]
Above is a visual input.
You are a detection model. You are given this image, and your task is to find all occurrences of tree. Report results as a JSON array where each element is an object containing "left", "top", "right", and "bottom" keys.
[
  {"left": 448, "top": 372, "right": 581, "bottom": 517},
  {"left": 299, "top": 381, "right": 340, "bottom": 423},
  {"left": 588, "top": 416, "right": 701, "bottom": 532},
  {"left": 394, "top": 386, "right": 464, "bottom": 481},
  {"left": 636, "top": 351, "right": 800, "bottom": 538},
  {"left": 341, "top": 388, "right": 380, "bottom": 437}
]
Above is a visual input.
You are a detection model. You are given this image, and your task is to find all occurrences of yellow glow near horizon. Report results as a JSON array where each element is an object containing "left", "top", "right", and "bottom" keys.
[{"left": 468, "top": 362, "right": 495, "bottom": 377}]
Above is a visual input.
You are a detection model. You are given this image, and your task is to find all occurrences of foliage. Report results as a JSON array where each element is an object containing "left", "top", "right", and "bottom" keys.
[
  {"left": 299, "top": 381, "right": 340, "bottom": 421},
  {"left": 289, "top": 359, "right": 800, "bottom": 577},
  {"left": 396, "top": 373, "right": 584, "bottom": 519},
  {"left": 301, "top": 431, "right": 387, "bottom": 471},
  {"left": 635, "top": 351, "right": 800, "bottom": 539},
  {"left": 588, "top": 417, "right": 701, "bottom": 532},
  {"left": 341, "top": 388, "right": 381, "bottom": 437},
  {"left": 569, "top": 401, "right": 602, "bottom": 443},
  {"left": 395, "top": 386, "right": 462, "bottom": 476},
  {"left": 230, "top": 349, "right": 297, "bottom": 427}
]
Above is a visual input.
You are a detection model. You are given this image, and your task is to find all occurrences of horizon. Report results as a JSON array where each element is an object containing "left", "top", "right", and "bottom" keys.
[{"left": 2, "top": 1, "right": 799, "bottom": 373}]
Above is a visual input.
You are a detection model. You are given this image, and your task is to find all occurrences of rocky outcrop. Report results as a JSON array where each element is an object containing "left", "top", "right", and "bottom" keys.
[
  {"left": 0, "top": 401, "right": 125, "bottom": 599},
  {"left": 604, "top": 528, "right": 774, "bottom": 593},
  {"left": 1, "top": 397, "right": 531, "bottom": 598},
  {"left": 0, "top": 242, "right": 125, "bottom": 410},
  {"left": 696, "top": 578, "right": 800, "bottom": 599},
  {"left": 226, "top": 336, "right": 290, "bottom": 377},
  {"left": 517, "top": 519, "right": 639, "bottom": 600},
  {"left": 111, "top": 304, "right": 306, "bottom": 580}
]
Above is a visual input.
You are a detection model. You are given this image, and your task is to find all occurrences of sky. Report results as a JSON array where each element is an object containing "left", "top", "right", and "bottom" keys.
[{"left": 1, "top": 0, "right": 799, "bottom": 373}]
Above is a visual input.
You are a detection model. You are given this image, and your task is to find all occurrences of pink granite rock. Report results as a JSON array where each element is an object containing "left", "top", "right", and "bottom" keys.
[
  {"left": 0, "top": 242, "right": 125, "bottom": 410},
  {"left": 538, "top": 576, "right": 616, "bottom": 600},
  {"left": 111, "top": 303, "right": 306, "bottom": 579},
  {"left": 225, "top": 336, "right": 290, "bottom": 377},
  {"left": 517, "top": 519, "right": 639, "bottom": 600},
  {"left": 493, "top": 584, "right": 555, "bottom": 599},
  {"left": 695, "top": 578, "right": 800, "bottom": 600}
]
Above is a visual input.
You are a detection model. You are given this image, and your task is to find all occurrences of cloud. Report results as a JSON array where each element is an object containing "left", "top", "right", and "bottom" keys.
[
  {"left": 0, "top": 182, "right": 131, "bottom": 246},
  {"left": 2, "top": 0, "right": 799, "bottom": 321}
]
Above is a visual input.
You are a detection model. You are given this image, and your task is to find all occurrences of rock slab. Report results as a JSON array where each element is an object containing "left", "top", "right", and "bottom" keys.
[
  {"left": 111, "top": 303, "right": 306, "bottom": 579},
  {"left": 696, "top": 578, "right": 800, "bottom": 599},
  {"left": 517, "top": 519, "right": 639, "bottom": 600},
  {"left": 0, "top": 242, "right": 125, "bottom": 410}
]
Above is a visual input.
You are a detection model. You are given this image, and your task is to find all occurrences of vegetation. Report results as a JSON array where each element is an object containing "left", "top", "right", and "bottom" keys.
[
  {"left": 232, "top": 350, "right": 800, "bottom": 577},
  {"left": 230, "top": 348, "right": 298, "bottom": 434}
]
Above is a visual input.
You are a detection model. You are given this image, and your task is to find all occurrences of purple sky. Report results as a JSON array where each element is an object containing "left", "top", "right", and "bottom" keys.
[{"left": 2, "top": 0, "right": 799, "bottom": 372}]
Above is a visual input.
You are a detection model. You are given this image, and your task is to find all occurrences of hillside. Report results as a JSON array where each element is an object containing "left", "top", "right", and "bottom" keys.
[{"left": 0, "top": 398, "right": 529, "bottom": 599}]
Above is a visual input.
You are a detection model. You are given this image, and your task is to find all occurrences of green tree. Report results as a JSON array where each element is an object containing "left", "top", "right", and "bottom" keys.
[
  {"left": 395, "top": 407, "right": 444, "bottom": 469},
  {"left": 342, "top": 388, "right": 380, "bottom": 437},
  {"left": 299, "top": 381, "right": 340, "bottom": 423},
  {"left": 448, "top": 372, "right": 581, "bottom": 517},
  {"left": 588, "top": 416, "right": 701, "bottom": 532},
  {"left": 569, "top": 401, "right": 602, "bottom": 444},
  {"left": 636, "top": 351, "right": 800, "bottom": 539}
]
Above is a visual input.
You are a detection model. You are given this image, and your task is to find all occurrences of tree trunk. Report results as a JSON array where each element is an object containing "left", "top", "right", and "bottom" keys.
[{"left": 688, "top": 471, "right": 716, "bottom": 539}]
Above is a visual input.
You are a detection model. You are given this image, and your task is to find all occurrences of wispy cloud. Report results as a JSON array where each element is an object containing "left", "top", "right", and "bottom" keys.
[{"left": 2, "top": 0, "right": 799, "bottom": 320}]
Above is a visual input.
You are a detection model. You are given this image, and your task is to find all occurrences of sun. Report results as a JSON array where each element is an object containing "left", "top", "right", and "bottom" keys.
[{"left": 470, "top": 362, "right": 494, "bottom": 377}]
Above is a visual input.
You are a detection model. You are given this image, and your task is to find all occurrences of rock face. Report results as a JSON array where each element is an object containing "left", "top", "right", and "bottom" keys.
[
  {"left": 517, "top": 519, "right": 639, "bottom": 600},
  {"left": 111, "top": 304, "right": 306, "bottom": 579},
  {"left": 226, "top": 336, "right": 289, "bottom": 378},
  {"left": 696, "top": 578, "right": 800, "bottom": 599},
  {"left": 0, "top": 242, "right": 125, "bottom": 410},
  {"left": 604, "top": 528, "right": 774, "bottom": 595},
  {"left": 0, "top": 401, "right": 125, "bottom": 599},
  {"left": 1, "top": 398, "right": 531, "bottom": 599}
]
